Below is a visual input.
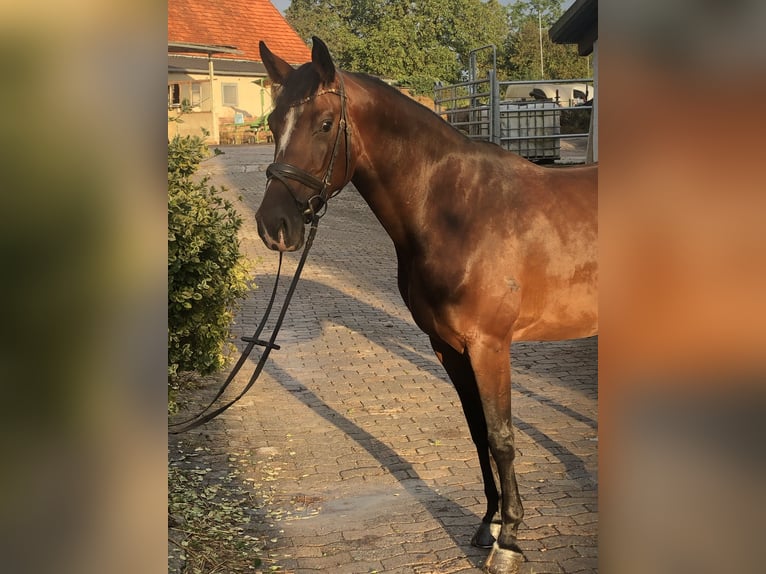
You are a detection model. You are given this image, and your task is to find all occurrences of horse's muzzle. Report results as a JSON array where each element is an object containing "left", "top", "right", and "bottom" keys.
[{"left": 255, "top": 208, "right": 305, "bottom": 252}]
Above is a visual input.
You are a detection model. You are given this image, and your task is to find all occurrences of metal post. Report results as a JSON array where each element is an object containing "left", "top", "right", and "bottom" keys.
[
  {"left": 490, "top": 69, "right": 500, "bottom": 146},
  {"left": 538, "top": 10, "right": 545, "bottom": 79},
  {"left": 467, "top": 45, "right": 498, "bottom": 143},
  {"left": 208, "top": 53, "right": 220, "bottom": 145}
]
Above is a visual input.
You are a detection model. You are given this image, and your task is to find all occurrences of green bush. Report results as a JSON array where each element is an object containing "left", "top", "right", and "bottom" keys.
[{"left": 168, "top": 134, "right": 251, "bottom": 380}]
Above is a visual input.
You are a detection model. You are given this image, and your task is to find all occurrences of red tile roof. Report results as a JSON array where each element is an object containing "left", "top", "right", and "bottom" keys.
[{"left": 168, "top": 0, "right": 311, "bottom": 65}]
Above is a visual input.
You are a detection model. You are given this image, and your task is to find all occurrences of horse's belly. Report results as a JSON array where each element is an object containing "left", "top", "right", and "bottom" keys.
[
  {"left": 512, "top": 288, "right": 598, "bottom": 342},
  {"left": 513, "top": 318, "right": 598, "bottom": 342}
]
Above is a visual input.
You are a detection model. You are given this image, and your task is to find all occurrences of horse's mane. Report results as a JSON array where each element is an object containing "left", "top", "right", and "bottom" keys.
[
  {"left": 346, "top": 71, "right": 471, "bottom": 142},
  {"left": 346, "top": 72, "right": 421, "bottom": 104},
  {"left": 276, "top": 63, "right": 471, "bottom": 145}
]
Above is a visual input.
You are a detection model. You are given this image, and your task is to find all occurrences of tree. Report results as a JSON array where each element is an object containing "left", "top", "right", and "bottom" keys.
[
  {"left": 501, "top": 0, "right": 591, "bottom": 80},
  {"left": 286, "top": 0, "right": 509, "bottom": 93},
  {"left": 507, "top": 0, "right": 563, "bottom": 30},
  {"left": 285, "top": 0, "right": 361, "bottom": 69}
]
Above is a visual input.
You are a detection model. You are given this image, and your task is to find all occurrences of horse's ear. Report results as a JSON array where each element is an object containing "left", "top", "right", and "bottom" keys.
[
  {"left": 259, "top": 41, "right": 295, "bottom": 85},
  {"left": 311, "top": 36, "right": 335, "bottom": 84}
]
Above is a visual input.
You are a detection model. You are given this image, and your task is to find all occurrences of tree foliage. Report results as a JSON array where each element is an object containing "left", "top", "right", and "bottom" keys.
[
  {"left": 285, "top": 0, "right": 590, "bottom": 91},
  {"left": 507, "top": 0, "right": 563, "bottom": 30},
  {"left": 168, "top": 134, "right": 251, "bottom": 379},
  {"left": 502, "top": 0, "right": 591, "bottom": 80},
  {"left": 287, "top": 0, "right": 509, "bottom": 93}
]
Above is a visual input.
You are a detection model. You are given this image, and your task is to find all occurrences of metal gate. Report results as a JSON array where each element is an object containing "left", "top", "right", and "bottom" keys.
[{"left": 434, "top": 45, "right": 593, "bottom": 163}]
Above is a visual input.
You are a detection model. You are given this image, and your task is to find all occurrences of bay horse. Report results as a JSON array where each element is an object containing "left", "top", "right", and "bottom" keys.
[{"left": 255, "top": 37, "right": 597, "bottom": 574}]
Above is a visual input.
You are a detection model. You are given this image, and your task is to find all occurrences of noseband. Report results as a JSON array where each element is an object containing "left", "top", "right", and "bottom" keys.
[{"left": 266, "top": 74, "right": 351, "bottom": 223}]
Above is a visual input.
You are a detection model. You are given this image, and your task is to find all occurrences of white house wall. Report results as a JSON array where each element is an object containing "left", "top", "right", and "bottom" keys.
[{"left": 168, "top": 72, "right": 274, "bottom": 144}]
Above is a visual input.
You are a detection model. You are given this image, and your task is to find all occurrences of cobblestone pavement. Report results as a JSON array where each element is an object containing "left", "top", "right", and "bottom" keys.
[{"left": 170, "top": 144, "right": 597, "bottom": 573}]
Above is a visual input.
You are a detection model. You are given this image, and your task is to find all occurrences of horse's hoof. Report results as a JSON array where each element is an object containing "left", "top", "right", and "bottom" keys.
[
  {"left": 471, "top": 521, "right": 501, "bottom": 549},
  {"left": 483, "top": 542, "right": 524, "bottom": 574}
]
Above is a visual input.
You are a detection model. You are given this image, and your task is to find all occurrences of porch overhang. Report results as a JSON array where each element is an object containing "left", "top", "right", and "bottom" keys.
[{"left": 549, "top": 0, "right": 598, "bottom": 56}]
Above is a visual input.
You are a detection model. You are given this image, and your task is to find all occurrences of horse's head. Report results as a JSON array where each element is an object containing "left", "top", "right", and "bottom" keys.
[{"left": 255, "top": 37, "right": 352, "bottom": 251}]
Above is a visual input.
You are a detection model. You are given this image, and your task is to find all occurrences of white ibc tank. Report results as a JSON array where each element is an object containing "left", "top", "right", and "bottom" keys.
[{"left": 499, "top": 101, "right": 561, "bottom": 161}]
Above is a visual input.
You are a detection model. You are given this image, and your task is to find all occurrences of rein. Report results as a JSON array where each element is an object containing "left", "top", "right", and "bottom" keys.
[
  {"left": 168, "top": 217, "right": 320, "bottom": 434},
  {"left": 169, "top": 74, "right": 352, "bottom": 434}
]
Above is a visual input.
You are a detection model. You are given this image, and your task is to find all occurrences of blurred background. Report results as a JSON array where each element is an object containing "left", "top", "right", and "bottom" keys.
[
  {"left": 0, "top": 2, "right": 167, "bottom": 573},
  {"left": 600, "top": 1, "right": 766, "bottom": 572}
]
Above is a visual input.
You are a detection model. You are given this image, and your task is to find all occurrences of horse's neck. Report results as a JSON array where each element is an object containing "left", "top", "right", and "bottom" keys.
[{"left": 347, "top": 77, "right": 464, "bottom": 249}]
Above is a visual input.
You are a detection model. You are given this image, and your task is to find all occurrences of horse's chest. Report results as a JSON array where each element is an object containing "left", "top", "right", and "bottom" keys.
[{"left": 398, "top": 259, "right": 469, "bottom": 350}]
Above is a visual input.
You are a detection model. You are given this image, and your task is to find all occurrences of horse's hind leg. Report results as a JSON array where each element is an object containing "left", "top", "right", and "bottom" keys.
[
  {"left": 466, "top": 337, "right": 524, "bottom": 574},
  {"left": 429, "top": 337, "right": 500, "bottom": 548}
]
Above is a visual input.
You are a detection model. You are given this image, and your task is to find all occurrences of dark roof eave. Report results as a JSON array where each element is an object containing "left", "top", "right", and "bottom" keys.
[
  {"left": 168, "top": 55, "right": 268, "bottom": 77},
  {"left": 168, "top": 42, "right": 243, "bottom": 55},
  {"left": 549, "top": 0, "right": 598, "bottom": 56}
]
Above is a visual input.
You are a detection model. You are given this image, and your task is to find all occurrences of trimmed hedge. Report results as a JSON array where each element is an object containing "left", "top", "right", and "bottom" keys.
[{"left": 168, "top": 135, "right": 251, "bottom": 379}]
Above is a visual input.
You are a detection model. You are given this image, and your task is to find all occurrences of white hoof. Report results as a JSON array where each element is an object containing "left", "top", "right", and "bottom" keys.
[
  {"left": 483, "top": 542, "right": 524, "bottom": 574},
  {"left": 490, "top": 522, "right": 502, "bottom": 539}
]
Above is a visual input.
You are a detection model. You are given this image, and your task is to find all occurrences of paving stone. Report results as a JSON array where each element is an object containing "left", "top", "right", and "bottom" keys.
[
  {"left": 560, "top": 555, "right": 599, "bottom": 573},
  {"left": 381, "top": 551, "right": 432, "bottom": 570},
  {"left": 524, "top": 546, "right": 580, "bottom": 564},
  {"left": 292, "top": 551, "right": 355, "bottom": 570},
  {"left": 332, "top": 560, "right": 385, "bottom": 574},
  {"left": 518, "top": 561, "right": 564, "bottom": 573}
]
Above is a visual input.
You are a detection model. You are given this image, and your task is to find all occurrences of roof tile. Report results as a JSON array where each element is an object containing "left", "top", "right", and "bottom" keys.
[{"left": 168, "top": 0, "right": 311, "bottom": 64}]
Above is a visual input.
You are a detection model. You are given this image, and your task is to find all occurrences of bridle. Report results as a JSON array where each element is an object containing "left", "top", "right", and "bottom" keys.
[
  {"left": 266, "top": 72, "right": 352, "bottom": 223},
  {"left": 169, "top": 73, "right": 352, "bottom": 434}
]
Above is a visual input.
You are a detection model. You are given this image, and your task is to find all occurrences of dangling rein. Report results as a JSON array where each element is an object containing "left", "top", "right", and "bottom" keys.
[
  {"left": 170, "top": 75, "right": 350, "bottom": 434},
  {"left": 168, "top": 216, "right": 320, "bottom": 434}
]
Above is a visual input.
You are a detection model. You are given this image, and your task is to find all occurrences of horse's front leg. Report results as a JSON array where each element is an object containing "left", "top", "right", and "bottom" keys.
[
  {"left": 467, "top": 337, "right": 524, "bottom": 574},
  {"left": 430, "top": 336, "right": 500, "bottom": 548}
]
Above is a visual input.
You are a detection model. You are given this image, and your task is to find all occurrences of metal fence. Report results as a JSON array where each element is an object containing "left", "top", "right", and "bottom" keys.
[{"left": 434, "top": 47, "right": 593, "bottom": 163}]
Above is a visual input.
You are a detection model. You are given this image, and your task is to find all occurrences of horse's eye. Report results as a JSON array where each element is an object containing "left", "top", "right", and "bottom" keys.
[{"left": 321, "top": 120, "right": 332, "bottom": 133}]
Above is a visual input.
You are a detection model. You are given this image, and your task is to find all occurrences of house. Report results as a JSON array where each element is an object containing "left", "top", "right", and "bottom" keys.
[
  {"left": 168, "top": 0, "right": 311, "bottom": 144},
  {"left": 550, "top": 0, "right": 598, "bottom": 162}
]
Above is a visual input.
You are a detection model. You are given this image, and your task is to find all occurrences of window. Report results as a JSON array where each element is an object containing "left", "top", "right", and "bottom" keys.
[
  {"left": 191, "top": 83, "right": 202, "bottom": 107},
  {"left": 222, "top": 83, "right": 238, "bottom": 107},
  {"left": 168, "top": 83, "right": 180, "bottom": 107}
]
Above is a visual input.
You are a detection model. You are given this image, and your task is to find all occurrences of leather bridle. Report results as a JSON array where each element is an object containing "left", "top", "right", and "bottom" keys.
[{"left": 266, "top": 73, "right": 352, "bottom": 223}]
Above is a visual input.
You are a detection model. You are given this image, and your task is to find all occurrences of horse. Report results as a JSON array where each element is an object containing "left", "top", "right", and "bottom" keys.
[{"left": 254, "top": 37, "right": 597, "bottom": 574}]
